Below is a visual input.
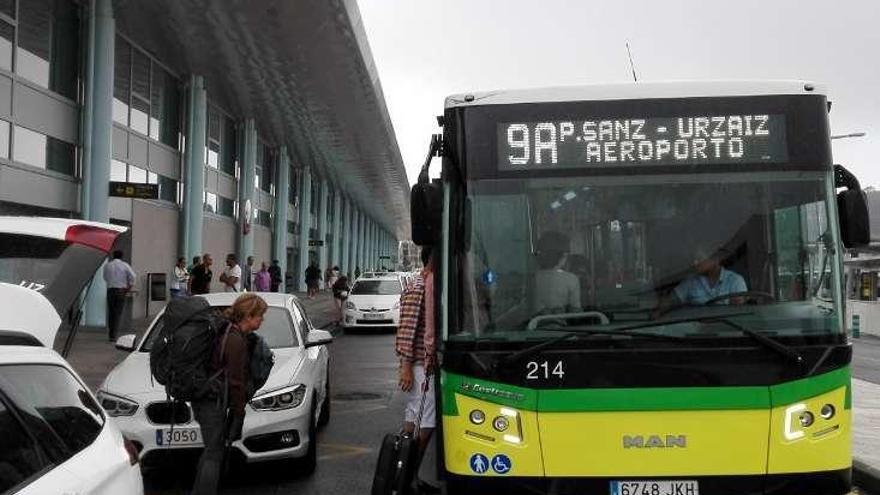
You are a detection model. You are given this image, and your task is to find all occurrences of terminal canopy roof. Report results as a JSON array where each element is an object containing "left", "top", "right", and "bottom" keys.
[{"left": 114, "top": 0, "right": 410, "bottom": 238}]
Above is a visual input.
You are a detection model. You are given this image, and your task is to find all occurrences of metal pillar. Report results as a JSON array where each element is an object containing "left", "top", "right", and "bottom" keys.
[
  {"left": 273, "top": 147, "right": 290, "bottom": 286},
  {"left": 181, "top": 75, "right": 207, "bottom": 262},
  {"left": 317, "top": 178, "right": 329, "bottom": 271},
  {"left": 297, "top": 166, "right": 312, "bottom": 292},
  {"left": 331, "top": 190, "right": 342, "bottom": 269},
  {"left": 341, "top": 196, "right": 351, "bottom": 278},
  {"left": 237, "top": 119, "right": 257, "bottom": 262},
  {"left": 353, "top": 208, "right": 362, "bottom": 276},
  {"left": 83, "top": 0, "right": 114, "bottom": 326}
]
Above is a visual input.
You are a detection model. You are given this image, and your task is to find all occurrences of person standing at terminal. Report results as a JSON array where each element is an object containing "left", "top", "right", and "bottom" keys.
[
  {"left": 395, "top": 246, "right": 437, "bottom": 492},
  {"left": 219, "top": 254, "right": 242, "bottom": 292},
  {"left": 103, "top": 250, "right": 135, "bottom": 342},
  {"left": 268, "top": 259, "right": 282, "bottom": 292},
  {"left": 170, "top": 257, "right": 189, "bottom": 299},
  {"left": 188, "top": 255, "right": 201, "bottom": 274},
  {"left": 190, "top": 254, "right": 213, "bottom": 295},
  {"left": 191, "top": 293, "right": 267, "bottom": 495},
  {"left": 305, "top": 262, "right": 321, "bottom": 299},
  {"left": 242, "top": 256, "right": 254, "bottom": 292},
  {"left": 254, "top": 262, "right": 272, "bottom": 292}
]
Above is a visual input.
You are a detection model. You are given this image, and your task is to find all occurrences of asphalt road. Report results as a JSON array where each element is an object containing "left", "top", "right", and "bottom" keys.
[
  {"left": 854, "top": 335, "right": 880, "bottom": 384},
  {"left": 142, "top": 313, "right": 409, "bottom": 493},
  {"left": 129, "top": 296, "right": 879, "bottom": 494}
]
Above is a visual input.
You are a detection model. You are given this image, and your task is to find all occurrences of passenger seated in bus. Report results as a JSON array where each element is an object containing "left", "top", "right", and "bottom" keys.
[
  {"left": 532, "top": 231, "right": 582, "bottom": 315},
  {"left": 654, "top": 247, "right": 747, "bottom": 316}
]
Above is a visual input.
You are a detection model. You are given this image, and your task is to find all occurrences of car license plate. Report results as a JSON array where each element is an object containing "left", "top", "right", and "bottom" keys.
[
  {"left": 364, "top": 312, "right": 386, "bottom": 319},
  {"left": 155, "top": 428, "right": 201, "bottom": 446},
  {"left": 610, "top": 480, "right": 699, "bottom": 495}
]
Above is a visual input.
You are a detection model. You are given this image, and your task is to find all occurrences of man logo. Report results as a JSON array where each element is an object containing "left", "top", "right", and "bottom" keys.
[{"left": 623, "top": 435, "right": 687, "bottom": 449}]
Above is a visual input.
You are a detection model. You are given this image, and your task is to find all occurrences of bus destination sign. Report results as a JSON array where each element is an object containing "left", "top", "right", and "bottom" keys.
[{"left": 497, "top": 114, "right": 787, "bottom": 170}]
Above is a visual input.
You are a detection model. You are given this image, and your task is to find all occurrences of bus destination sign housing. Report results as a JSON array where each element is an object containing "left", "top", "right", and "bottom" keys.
[{"left": 497, "top": 114, "right": 788, "bottom": 170}]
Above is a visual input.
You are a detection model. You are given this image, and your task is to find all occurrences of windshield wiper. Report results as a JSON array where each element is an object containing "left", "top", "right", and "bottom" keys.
[
  {"left": 499, "top": 311, "right": 804, "bottom": 370},
  {"left": 557, "top": 312, "right": 805, "bottom": 369},
  {"left": 498, "top": 326, "right": 684, "bottom": 367}
]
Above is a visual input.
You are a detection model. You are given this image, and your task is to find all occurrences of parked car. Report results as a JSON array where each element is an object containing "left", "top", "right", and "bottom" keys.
[
  {"left": 0, "top": 217, "right": 144, "bottom": 494},
  {"left": 98, "top": 292, "right": 332, "bottom": 474},
  {"left": 342, "top": 275, "right": 404, "bottom": 329}
]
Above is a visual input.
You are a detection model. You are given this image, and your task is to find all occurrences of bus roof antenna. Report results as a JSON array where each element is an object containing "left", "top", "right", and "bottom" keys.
[{"left": 626, "top": 41, "right": 639, "bottom": 82}]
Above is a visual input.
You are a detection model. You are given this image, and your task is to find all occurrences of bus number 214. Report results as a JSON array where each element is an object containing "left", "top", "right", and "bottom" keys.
[{"left": 525, "top": 361, "right": 565, "bottom": 380}]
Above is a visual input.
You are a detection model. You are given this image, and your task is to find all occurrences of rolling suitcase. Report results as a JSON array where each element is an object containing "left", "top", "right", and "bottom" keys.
[{"left": 371, "top": 374, "right": 431, "bottom": 495}]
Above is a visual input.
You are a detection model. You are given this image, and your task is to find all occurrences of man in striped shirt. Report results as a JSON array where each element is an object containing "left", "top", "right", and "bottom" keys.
[{"left": 395, "top": 246, "right": 437, "bottom": 492}]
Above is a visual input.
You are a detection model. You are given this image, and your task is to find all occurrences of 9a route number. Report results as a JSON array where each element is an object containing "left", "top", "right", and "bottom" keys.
[{"left": 525, "top": 360, "right": 565, "bottom": 380}]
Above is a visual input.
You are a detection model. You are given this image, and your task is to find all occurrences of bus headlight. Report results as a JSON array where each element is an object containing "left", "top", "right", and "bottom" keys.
[
  {"left": 469, "top": 409, "right": 485, "bottom": 425},
  {"left": 799, "top": 411, "right": 815, "bottom": 428},
  {"left": 492, "top": 416, "right": 509, "bottom": 432},
  {"left": 820, "top": 404, "right": 836, "bottom": 419}
]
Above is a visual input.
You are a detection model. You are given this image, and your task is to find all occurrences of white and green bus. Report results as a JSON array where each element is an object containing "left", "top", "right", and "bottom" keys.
[{"left": 410, "top": 81, "right": 869, "bottom": 495}]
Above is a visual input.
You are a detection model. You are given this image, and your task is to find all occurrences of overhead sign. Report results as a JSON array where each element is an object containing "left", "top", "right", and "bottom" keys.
[
  {"left": 497, "top": 114, "right": 788, "bottom": 169},
  {"left": 308, "top": 239, "right": 324, "bottom": 247},
  {"left": 109, "top": 181, "right": 158, "bottom": 199}
]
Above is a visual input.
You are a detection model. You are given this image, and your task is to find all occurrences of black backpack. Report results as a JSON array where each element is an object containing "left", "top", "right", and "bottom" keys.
[
  {"left": 149, "top": 297, "right": 228, "bottom": 401},
  {"left": 246, "top": 332, "right": 275, "bottom": 398}
]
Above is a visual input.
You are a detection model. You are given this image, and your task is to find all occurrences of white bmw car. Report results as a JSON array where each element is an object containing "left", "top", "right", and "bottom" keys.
[
  {"left": 342, "top": 275, "right": 404, "bottom": 329},
  {"left": 97, "top": 292, "right": 332, "bottom": 473},
  {"left": 0, "top": 217, "right": 144, "bottom": 494}
]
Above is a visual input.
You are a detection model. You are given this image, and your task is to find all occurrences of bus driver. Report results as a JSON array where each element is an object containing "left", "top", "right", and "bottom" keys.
[{"left": 655, "top": 247, "right": 747, "bottom": 316}]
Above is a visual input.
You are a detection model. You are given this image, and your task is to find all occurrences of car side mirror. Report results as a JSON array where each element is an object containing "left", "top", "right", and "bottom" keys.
[
  {"left": 305, "top": 329, "right": 333, "bottom": 348},
  {"left": 115, "top": 334, "right": 137, "bottom": 352}
]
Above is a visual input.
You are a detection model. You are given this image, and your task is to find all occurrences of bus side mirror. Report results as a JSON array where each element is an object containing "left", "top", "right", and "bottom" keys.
[
  {"left": 838, "top": 189, "right": 870, "bottom": 248},
  {"left": 411, "top": 181, "right": 442, "bottom": 246}
]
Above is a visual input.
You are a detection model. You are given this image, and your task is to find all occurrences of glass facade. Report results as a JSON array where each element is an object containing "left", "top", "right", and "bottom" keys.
[
  {"left": 261, "top": 144, "right": 274, "bottom": 194},
  {"left": 205, "top": 105, "right": 237, "bottom": 176},
  {"left": 288, "top": 166, "right": 297, "bottom": 204},
  {"left": 12, "top": 125, "right": 73, "bottom": 174},
  {"left": 256, "top": 208, "right": 271, "bottom": 227},
  {"left": 116, "top": 34, "right": 180, "bottom": 147},
  {"left": 16, "top": 0, "right": 79, "bottom": 99}
]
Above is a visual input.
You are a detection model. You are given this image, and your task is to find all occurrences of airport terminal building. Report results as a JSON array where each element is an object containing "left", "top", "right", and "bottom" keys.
[{"left": 0, "top": 0, "right": 410, "bottom": 324}]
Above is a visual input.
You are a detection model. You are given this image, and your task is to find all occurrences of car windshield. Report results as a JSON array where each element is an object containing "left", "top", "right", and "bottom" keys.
[
  {"left": 141, "top": 306, "right": 299, "bottom": 351},
  {"left": 351, "top": 280, "right": 402, "bottom": 295},
  {"left": 452, "top": 171, "right": 841, "bottom": 341}
]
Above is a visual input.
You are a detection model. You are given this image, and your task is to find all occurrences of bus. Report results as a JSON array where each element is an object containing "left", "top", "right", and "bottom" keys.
[{"left": 410, "top": 81, "right": 869, "bottom": 495}]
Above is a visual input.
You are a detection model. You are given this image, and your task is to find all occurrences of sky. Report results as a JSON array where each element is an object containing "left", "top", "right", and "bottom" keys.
[{"left": 357, "top": 0, "right": 880, "bottom": 187}]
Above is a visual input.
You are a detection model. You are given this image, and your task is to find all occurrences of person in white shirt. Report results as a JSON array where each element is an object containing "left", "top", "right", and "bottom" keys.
[
  {"left": 219, "top": 253, "right": 242, "bottom": 292},
  {"left": 532, "top": 231, "right": 582, "bottom": 316},
  {"left": 103, "top": 250, "right": 136, "bottom": 342},
  {"left": 170, "top": 257, "right": 189, "bottom": 298}
]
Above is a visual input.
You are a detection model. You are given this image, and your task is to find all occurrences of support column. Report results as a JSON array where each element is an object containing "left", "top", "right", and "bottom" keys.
[
  {"left": 368, "top": 219, "right": 374, "bottom": 270},
  {"left": 317, "top": 178, "right": 329, "bottom": 271},
  {"left": 342, "top": 197, "right": 352, "bottom": 278},
  {"left": 272, "top": 147, "right": 290, "bottom": 288},
  {"left": 237, "top": 119, "right": 257, "bottom": 262},
  {"left": 297, "top": 166, "right": 312, "bottom": 291},
  {"left": 353, "top": 208, "right": 362, "bottom": 276},
  {"left": 331, "top": 190, "right": 342, "bottom": 270},
  {"left": 180, "top": 76, "right": 207, "bottom": 262},
  {"left": 83, "top": 0, "right": 115, "bottom": 326}
]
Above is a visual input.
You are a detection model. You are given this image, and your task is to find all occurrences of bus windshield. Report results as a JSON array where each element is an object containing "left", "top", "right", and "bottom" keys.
[{"left": 453, "top": 171, "right": 841, "bottom": 340}]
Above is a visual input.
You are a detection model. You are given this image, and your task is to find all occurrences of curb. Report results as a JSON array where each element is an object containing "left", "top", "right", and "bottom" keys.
[{"left": 855, "top": 458, "right": 880, "bottom": 494}]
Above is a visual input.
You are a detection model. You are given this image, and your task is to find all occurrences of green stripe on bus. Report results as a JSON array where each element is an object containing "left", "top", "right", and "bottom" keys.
[
  {"left": 441, "top": 366, "right": 850, "bottom": 414},
  {"left": 768, "top": 366, "right": 851, "bottom": 409}
]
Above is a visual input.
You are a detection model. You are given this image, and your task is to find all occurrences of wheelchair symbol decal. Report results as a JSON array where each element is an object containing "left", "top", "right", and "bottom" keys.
[{"left": 491, "top": 454, "right": 512, "bottom": 474}]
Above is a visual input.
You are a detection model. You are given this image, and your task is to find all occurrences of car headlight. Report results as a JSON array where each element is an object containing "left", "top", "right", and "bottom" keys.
[
  {"left": 96, "top": 390, "right": 139, "bottom": 417},
  {"left": 250, "top": 384, "right": 307, "bottom": 411},
  {"left": 345, "top": 301, "right": 357, "bottom": 310}
]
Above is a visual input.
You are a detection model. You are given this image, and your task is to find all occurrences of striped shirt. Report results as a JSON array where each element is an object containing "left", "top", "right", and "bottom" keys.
[{"left": 396, "top": 274, "right": 426, "bottom": 364}]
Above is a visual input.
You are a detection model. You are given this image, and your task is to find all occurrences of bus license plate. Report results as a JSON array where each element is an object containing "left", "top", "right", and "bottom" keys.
[
  {"left": 610, "top": 480, "right": 699, "bottom": 495},
  {"left": 155, "top": 428, "right": 201, "bottom": 446}
]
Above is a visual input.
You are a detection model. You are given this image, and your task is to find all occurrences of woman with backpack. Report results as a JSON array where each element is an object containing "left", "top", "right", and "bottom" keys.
[{"left": 192, "top": 293, "right": 268, "bottom": 495}]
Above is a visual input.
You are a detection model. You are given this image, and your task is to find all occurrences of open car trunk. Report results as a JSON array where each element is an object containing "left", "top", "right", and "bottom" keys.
[{"left": 0, "top": 217, "right": 130, "bottom": 349}]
